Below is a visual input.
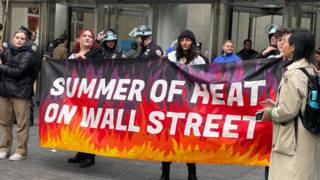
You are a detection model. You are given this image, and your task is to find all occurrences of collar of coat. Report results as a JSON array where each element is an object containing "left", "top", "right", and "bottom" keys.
[{"left": 286, "top": 58, "right": 312, "bottom": 71}]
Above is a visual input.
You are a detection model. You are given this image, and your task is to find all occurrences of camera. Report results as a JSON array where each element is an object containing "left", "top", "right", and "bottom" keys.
[{"left": 255, "top": 111, "right": 264, "bottom": 121}]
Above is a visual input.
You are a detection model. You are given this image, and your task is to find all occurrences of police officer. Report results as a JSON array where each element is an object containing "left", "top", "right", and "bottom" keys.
[
  {"left": 135, "top": 25, "right": 163, "bottom": 59},
  {"left": 100, "top": 29, "right": 124, "bottom": 59},
  {"left": 257, "top": 24, "right": 280, "bottom": 58}
]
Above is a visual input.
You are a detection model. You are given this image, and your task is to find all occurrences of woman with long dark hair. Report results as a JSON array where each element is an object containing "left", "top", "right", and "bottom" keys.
[
  {"left": 261, "top": 30, "right": 320, "bottom": 180},
  {"left": 161, "top": 30, "right": 206, "bottom": 180},
  {"left": 167, "top": 30, "right": 205, "bottom": 65},
  {"left": 67, "top": 29, "right": 102, "bottom": 168}
]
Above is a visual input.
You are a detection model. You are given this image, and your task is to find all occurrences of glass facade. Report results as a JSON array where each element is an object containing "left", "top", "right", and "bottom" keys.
[{"left": 3, "top": 0, "right": 320, "bottom": 58}]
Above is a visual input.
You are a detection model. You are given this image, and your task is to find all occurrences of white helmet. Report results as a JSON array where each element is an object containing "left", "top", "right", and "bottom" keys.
[
  {"left": 128, "top": 27, "right": 138, "bottom": 38},
  {"left": 103, "top": 30, "right": 117, "bottom": 41},
  {"left": 135, "top": 25, "right": 152, "bottom": 37},
  {"left": 267, "top": 24, "right": 280, "bottom": 35}
]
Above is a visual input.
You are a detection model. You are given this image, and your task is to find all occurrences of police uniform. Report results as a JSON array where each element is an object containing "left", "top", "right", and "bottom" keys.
[
  {"left": 138, "top": 41, "right": 163, "bottom": 59},
  {"left": 100, "top": 29, "right": 124, "bottom": 60},
  {"left": 102, "top": 47, "right": 123, "bottom": 59}
]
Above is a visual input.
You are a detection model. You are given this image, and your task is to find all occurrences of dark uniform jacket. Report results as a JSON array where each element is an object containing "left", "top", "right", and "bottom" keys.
[
  {"left": 0, "top": 44, "right": 36, "bottom": 98},
  {"left": 101, "top": 47, "right": 123, "bottom": 59},
  {"left": 138, "top": 42, "right": 163, "bottom": 59}
]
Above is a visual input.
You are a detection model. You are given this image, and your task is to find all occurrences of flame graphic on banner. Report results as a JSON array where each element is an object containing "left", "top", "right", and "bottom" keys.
[
  {"left": 40, "top": 123, "right": 270, "bottom": 166},
  {"left": 39, "top": 58, "right": 282, "bottom": 166}
]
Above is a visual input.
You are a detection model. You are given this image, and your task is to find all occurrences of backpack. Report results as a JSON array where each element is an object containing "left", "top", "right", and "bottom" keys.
[{"left": 297, "top": 68, "right": 320, "bottom": 134}]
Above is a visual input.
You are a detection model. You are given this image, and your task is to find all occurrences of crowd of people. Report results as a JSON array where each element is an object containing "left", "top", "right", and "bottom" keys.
[{"left": 0, "top": 23, "right": 320, "bottom": 180}]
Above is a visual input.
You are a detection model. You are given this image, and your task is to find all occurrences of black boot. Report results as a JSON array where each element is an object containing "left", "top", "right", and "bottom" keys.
[
  {"left": 68, "top": 152, "right": 82, "bottom": 163},
  {"left": 187, "top": 163, "right": 197, "bottom": 180},
  {"left": 79, "top": 153, "right": 95, "bottom": 168},
  {"left": 159, "top": 162, "right": 171, "bottom": 180}
]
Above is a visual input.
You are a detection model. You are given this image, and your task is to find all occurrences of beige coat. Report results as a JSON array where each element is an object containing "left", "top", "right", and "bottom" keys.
[
  {"left": 52, "top": 43, "right": 68, "bottom": 59},
  {"left": 269, "top": 58, "right": 320, "bottom": 180}
]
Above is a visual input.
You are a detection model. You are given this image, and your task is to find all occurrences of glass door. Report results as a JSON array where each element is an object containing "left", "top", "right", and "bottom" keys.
[{"left": 68, "top": 7, "right": 94, "bottom": 51}]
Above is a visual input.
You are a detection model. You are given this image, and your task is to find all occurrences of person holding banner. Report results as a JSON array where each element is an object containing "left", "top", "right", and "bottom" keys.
[
  {"left": 0, "top": 27, "right": 37, "bottom": 161},
  {"left": 100, "top": 29, "right": 124, "bottom": 59},
  {"left": 67, "top": 29, "right": 102, "bottom": 168},
  {"left": 135, "top": 25, "right": 163, "bottom": 59},
  {"left": 261, "top": 30, "right": 320, "bottom": 180},
  {"left": 161, "top": 29, "right": 206, "bottom": 180}
]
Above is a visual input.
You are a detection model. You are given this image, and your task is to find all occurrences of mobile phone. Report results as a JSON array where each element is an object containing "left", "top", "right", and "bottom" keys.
[{"left": 255, "top": 111, "right": 264, "bottom": 121}]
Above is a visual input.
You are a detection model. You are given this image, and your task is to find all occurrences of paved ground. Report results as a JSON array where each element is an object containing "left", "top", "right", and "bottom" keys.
[{"left": 0, "top": 107, "right": 266, "bottom": 180}]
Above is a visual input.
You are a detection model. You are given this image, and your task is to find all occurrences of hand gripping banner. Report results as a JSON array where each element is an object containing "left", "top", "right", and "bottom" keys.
[{"left": 39, "top": 58, "right": 283, "bottom": 166}]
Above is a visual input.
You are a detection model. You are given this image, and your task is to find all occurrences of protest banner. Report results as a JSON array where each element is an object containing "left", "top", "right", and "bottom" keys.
[{"left": 39, "top": 58, "right": 283, "bottom": 166}]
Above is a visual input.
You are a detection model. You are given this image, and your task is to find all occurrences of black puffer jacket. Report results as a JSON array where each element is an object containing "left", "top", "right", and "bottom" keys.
[{"left": 0, "top": 44, "right": 36, "bottom": 98}]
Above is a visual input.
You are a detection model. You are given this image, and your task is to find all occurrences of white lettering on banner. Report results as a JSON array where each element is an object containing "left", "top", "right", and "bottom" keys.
[
  {"left": 190, "top": 81, "right": 266, "bottom": 106},
  {"left": 66, "top": 78, "right": 79, "bottom": 98},
  {"left": 147, "top": 111, "right": 164, "bottom": 134},
  {"left": 184, "top": 113, "right": 202, "bottom": 136},
  {"left": 50, "top": 77, "right": 266, "bottom": 106},
  {"left": 44, "top": 103, "right": 59, "bottom": 123},
  {"left": 57, "top": 105, "right": 77, "bottom": 124},
  {"left": 115, "top": 109, "right": 126, "bottom": 131},
  {"left": 77, "top": 78, "right": 97, "bottom": 98},
  {"left": 203, "top": 114, "right": 222, "bottom": 138},
  {"left": 80, "top": 107, "right": 103, "bottom": 128},
  {"left": 100, "top": 108, "right": 114, "bottom": 129},
  {"left": 43, "top": 105, "right": 257, "bottom": 139},
  {"left": 167, "top": 112, "right": 186, "bottom": 135},
  {"left": 244, "top": 80, "right": 266, "bottom": 106},
  {"left": 47, "top": 77, "right": 264, "bottom": 139},
  {"left": 150, "top": 80, "right": 168, "bottom": 102},
  {"left": 210, "top": 84, "right": 225, "bottom": 105},
  {"left": 50, "top": 78, "right": 65, "bottom": 96},
  {"left": 223, "top": 115, "right": 241, "bottom": 138},
  {"left": 79, "top": 108, "right": 140, "bottom": 131},
  {"left": 127, "top": 80, "right": 145, "bottom": 101},
  {"left": 167, "top": 80, "right": 185, "bottom": 102},
  {"left": 113, "top": 79, "right": 131, "bottom": 100},
  {"left": 147, "top": 111, "right": 256, "bottom": 138},
  {"left": 127, "top": 110, "right": 140, "bottom": 132},
  {"left": 227, "top": 82, "right": 244, "bottom": 106},
  {"left": 190, "top": 83, "right": 209, "bottom": 104},
  {"left": 44, "top": 104, "right": 77, "bottom": 124},
  {"left": 242, "top": 115, "right": 256, "bottom": 139},
  {"left": 95, "top": 79, "right": 116, "bottom": 100},
  {"left": 50, "top": 78, "right": 144, "bottom": 101}
]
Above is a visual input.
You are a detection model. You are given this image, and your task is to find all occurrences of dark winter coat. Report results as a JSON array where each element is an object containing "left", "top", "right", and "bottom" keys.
[{"left": 0, "top": 44, "right": 36, "bottom": 98}]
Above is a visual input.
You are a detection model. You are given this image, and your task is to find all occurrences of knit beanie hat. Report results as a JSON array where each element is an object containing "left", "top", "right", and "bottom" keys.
[{"left": 178, "top": 30, "right": 196, "bottom": 45}]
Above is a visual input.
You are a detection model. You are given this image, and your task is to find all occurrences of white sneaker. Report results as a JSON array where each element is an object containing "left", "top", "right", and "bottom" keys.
[
  {"left": 8, "top": 153, "right": 25, "bottom": 161},
  {"left": 0, "top": 152, "right": 8, "bottom": 160}
]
